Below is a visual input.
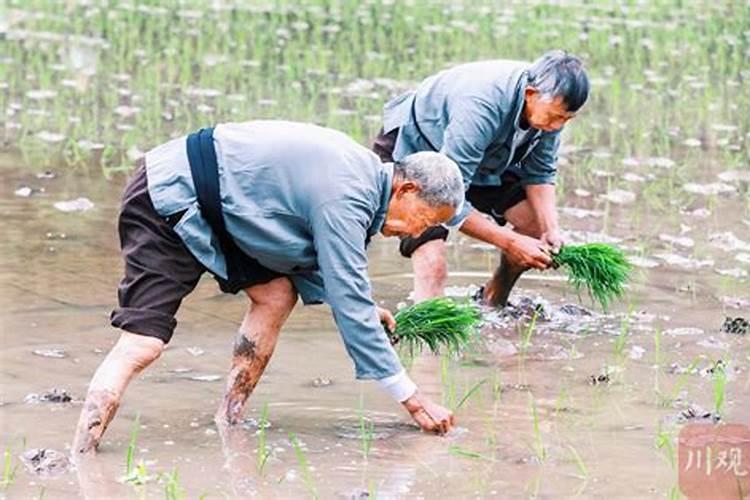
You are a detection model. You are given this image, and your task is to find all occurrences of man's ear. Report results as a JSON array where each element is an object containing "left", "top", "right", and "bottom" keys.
[
  {"left": 395, "top": 181, "right": 419, "bottom": 198},
  {"left": 525, "top": 86, "right": 540, "bottom": 100}
]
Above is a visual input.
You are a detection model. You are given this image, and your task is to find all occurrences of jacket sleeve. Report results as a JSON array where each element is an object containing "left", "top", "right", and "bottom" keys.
[
  {"left": 518, "top": 131, "right": 561, "bottom": 185},
  {"left": 310, "top": 199, "right": 405, "bottom": 380}
]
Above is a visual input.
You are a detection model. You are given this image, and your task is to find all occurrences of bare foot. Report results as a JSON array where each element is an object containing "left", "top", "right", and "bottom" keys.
[{"left": 72, "top": 389, "right": 120, "bottom": 456}]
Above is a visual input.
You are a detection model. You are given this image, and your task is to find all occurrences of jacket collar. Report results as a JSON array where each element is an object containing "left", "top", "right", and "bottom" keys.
[{"left": 368, "top": 161, "right": 393, "bottom": 238}]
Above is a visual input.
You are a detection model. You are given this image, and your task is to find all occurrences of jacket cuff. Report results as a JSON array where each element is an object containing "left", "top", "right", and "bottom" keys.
[
  {"left": 443, "top": 199, "right": 471, "bottom": 229},
  {"left": 376, "top": 370, "right": 417, "bottom": 402},
  {"left": 520, "top": 175, "right": 556, "bottom": 186}
]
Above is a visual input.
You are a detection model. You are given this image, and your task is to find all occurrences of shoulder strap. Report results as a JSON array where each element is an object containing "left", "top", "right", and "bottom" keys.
[{"left": 186, "top": 127, "right": 239, "bottom": 262}]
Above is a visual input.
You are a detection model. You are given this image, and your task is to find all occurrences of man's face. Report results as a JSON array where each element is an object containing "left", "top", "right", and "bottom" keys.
[
  {"left": 523, "top": 88, "right": 577, "bottom": 132},
  {"left": 382, "top": 183, "right": 455, "bottom": 238}
]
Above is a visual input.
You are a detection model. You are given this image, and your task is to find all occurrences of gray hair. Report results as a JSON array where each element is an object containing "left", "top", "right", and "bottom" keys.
[
  {"left": 527, "top": 50, "right": 589, "bottom": 112},
  {"left": 393, "top": 152, "right": 464, "bottom": 209}
]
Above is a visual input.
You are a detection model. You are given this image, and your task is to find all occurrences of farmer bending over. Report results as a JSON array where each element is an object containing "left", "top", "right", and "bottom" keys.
[
  {"left": 73, "top": 121, "right": 464, "bottom": 455},
  {"left": 373, "top": 50, "right": 590, "bottom": 305}
]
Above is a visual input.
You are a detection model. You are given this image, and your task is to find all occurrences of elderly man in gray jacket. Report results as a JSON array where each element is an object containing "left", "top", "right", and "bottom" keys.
[
  {"left": 373, "top": 50, "right": 589, "bottom": 306},
  {"left": 73, "top": 121, "right": 464, "bottom": 455}
]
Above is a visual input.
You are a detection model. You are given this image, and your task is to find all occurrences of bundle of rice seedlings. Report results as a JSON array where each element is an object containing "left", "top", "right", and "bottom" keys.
[
  {"left": 552, "top": 243, "right": 631, "bottom": 310},
  {"left": 387, "top": 297, "right": 482, "bottom": 356}
]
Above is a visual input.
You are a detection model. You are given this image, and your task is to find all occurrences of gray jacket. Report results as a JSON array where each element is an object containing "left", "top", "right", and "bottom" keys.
[
  {"left": 383, "top": 59, "right": 561, "bottom": 225},
  {"left": 145, "top": 120, "right": 403, "bottom": 380}
]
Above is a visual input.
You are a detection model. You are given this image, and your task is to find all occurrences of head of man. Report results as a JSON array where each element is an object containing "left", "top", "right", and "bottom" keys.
[
  {"left": 523, "top": 50, "right": 590, "bottom": 132},
  {"left": 382, "top": 152, "right": 464, "bottom": 239}
]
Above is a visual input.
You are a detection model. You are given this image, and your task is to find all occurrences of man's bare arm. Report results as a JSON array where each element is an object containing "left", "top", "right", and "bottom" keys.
[
  {"left": 525, "top": 183, "right": 561, "bottom": 250},
  {"left": 458, "top": 209, "right": 551, "bottom": 269}
]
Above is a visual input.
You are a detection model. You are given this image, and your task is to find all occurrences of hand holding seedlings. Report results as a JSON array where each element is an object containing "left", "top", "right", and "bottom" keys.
[
  {"left": 72, "top": 125, "right": 467, "bottom": 452},
  {"left": 377, "top": 306, "right": 397, "bottom": 333},
  {"left": 539, "top": 228, "right": 563, "bottom": 255},
  {"left": 385, "top": 298, "right": 482, "bottom": 356},
  {"left": 551, "top": 243, "right": 632, "bottom": 310}
]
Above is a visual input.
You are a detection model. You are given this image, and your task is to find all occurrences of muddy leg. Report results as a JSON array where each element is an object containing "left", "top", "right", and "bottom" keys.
[
  {"left": 72, "top": 332, "right": 163, "bottom": 456},
  {"left": 483, "top": 252, "right": 528, "bottom": 307},
  {"left": 215, "top": 277, "right": 297, "bottom": 426},
  {"left": 483, "top": 200, "right": 543, "bottom": 307},
  {"left": 412, "top": 239, "right": 448, "bottom": 302}
]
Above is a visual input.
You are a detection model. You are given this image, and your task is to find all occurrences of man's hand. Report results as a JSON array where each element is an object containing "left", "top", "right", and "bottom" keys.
[
  {"left": 377, "top": 306, "right": 397, "bottom": 332},
  {"left": 402, "top": 391, "right": 455, "bottom": 434},
  {"left": 540, "top": 228, "right": 563, "bottom": 255},
  {"left": 505, "top": 233, "right": 553, "bottom": 270}
]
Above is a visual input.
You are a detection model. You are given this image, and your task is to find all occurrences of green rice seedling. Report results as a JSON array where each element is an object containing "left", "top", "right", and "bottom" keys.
[
  {"left": 528, "top": 394, "right": 547, "bottom": 463},
  {"left": 162, "top": 468, "right": 186, "bottom": 500},
  {"left": 491, "top": 370, "right": 503, "bottom": 403},
  {"left": 289, "top": 433, "right": 317, "bottom": 499},
  {"left": 1, "top": 447, "right": 19, "bottom": 489},
  {"left": 448, "top": 445, "right": 494, "bottom": 462},
  {"left": 257, "top": 403, "right": 271, "bottom": 474},
  {"left": 613, "top": 316, "right": 630, "bottom": 360},
  {"left": 124, "top": 414, "right": 140, "bottom": 478},
  {"left": 388, "top": 297, "right": 481, "bottom": 356},
  {"left": 34, "top": 486, "right": 45, "bottom": 500},
  {"left": 122, "top": 459, "right": 156, "bottom": 487},
  {"left": 525, "top": 471, "right": 543, "bottom": 499},
  {"left": 519, "top": 310, "right": 539, "bottom": 352},
  {"left": 654, "top": 424, "right": 676, "bottom": 469},
  {"left": 712, "top": 361, "right": 727, "bottom": 418},
  {"left": 552, "top": 243, "right": 631, "bottom": 310},
  {"left": 454, "top": 379, "right": 487, "bottom": 411},
  {"left": 611, "top": 314, "right": 632, "bottom": 378},
  {"left": 653, "top": 329, "right": 663, "bottom": 393},
  {"left": 566, "top": 444, "right": 589, "bottom": 480},
  {"left": 359, "top": 395, "right": 375, "bottom": 461},
  {"left": 656, "top": 358, "right": 700, "bottom": 408},
  {"left": 440, "top": 354, "right": 457, "bottom": 409},
  {"left": 667, "top": 485, "right": 683, "bottom": 500},
  {"left": 120, "top": 414, "right": 155, "bottom": 487},
  {"left": 364, "top": 479, "right": 378, "bottom": 500}
]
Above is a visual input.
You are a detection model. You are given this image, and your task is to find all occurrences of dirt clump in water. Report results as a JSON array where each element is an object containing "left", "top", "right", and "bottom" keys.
[
  {"left": 721, "top": 316, "right": 748, "bottom": 335},
  {"left": 20, "top": 448, "right": 72, "bottom": 477},
  {"left": 24, "top": 388, "right": 74, "bottom": 403}
]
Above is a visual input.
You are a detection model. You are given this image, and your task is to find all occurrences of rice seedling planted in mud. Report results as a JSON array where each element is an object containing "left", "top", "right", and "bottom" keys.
[
  {"left": 712, "top": 361, "right": 728, "bottom": 418},
  {"left": 654, "top": 424, "right": 676, "bottom": 469},
  {"left": 656, "top": 358, "right": 700, "bottom": 408},
  {"left": 448, "top": 445, "right": 494, "bottom": 462},
  {"left": 1, "top": 447, "right": 19, "bottom": 489},
  {"left": 123, "top": 414, "right": 140, "bottom": 480},
  {"left": 528, "top": 394, "right": 547, "bottom": 463},
  {"left": 519, "top": 309, "right": 539, "bottom": 351},
  {"left": 388, "top": 297, "right": 481, "bottom": 356},
  {"left": 359, "top": 395, "right": 375, "bottom": 461},
  {"left": 454, "top": 379, "right": 487, "bottom": 411},
  {"left": 257, "top": 403, "right": 271, "bottom": 474},
  {"left": 552, "top": 243, "right": 632, "bottom": 310},
  {"left": 566, "top": 444, "right": 589, "bottom": 481},
  {"left": 611, "top": 314, "right": 632, "bottom": 371},
  {"left": 162, "top": 468, "right": 186, "bottom": 500},
  {"left": 120, "top": 414, "right": 156, "bottom": 487},
  {"left": 289, "top": 433, "right": 318, "bottom": 499}
]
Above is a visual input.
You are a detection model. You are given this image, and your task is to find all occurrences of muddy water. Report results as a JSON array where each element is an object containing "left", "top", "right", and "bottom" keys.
[{"left": 1, "top": 150, "right": 748, "bottom": 499}]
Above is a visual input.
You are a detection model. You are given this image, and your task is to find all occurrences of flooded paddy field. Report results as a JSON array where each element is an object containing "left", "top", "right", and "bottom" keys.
[{"left": 1, "top": 0, "right": 749, "bottom": 498}]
